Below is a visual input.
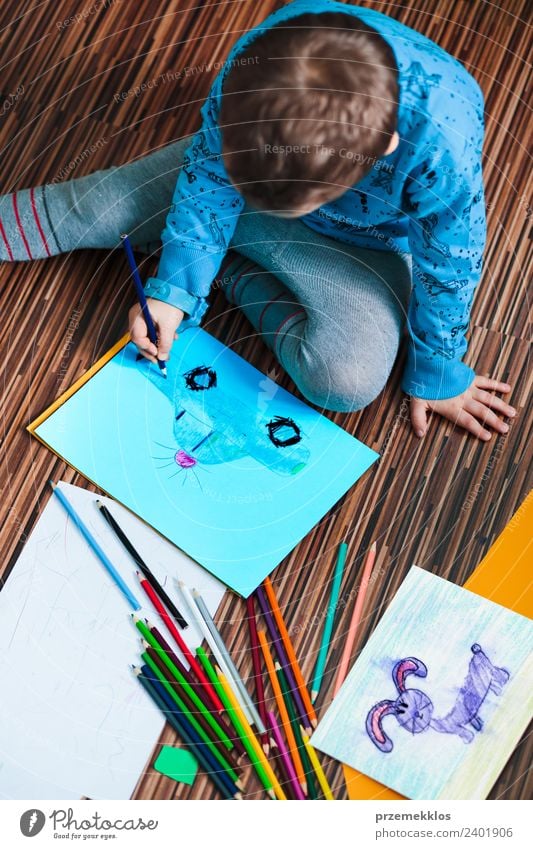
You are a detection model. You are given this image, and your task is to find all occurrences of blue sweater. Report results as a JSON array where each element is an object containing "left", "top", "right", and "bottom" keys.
[{"left": 145, "top": 0, "right": 486, "bottom": 400}]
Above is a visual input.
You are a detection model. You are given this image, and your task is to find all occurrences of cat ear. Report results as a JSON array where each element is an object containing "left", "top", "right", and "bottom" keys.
[
  {"left": 366, "top": 700, "right": 397, "bottom": 752},
  {"left": 392, "top": 657, "right": 427, "bottom": 693}
]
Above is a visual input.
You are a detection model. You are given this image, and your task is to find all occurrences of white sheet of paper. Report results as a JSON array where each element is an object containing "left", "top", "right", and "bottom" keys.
[{"left": 0, "top": 482, "right": 225, "bottom": 800}]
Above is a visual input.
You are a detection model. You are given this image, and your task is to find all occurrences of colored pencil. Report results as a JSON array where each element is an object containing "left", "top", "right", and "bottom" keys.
[
  {"left": 196, "top": 648, "right": 278, "bottom": 799},
  {"left": 263, "top": 576, "right": 317, "bottom": 727},
  {"left": 144, "top": 626, "right": 246, "bottom": 758},
  {"left": 121, "top": 232, "right": 167, "bottom": 377},
  {"left": 96, "top": 500, "right": 187, "bottom": 627},
  {"left": 144, "top": 645, "right": 241, "bottom": 773},
  {"left": 49, "top": 482, "right": 140, "bottom": 610},
  {"left": 176, "top": 581, "right": 256, "bottom": 728},
  {"left": 134, "top": 667, "right": 240, "bottom": 799},
  {"left": 276, "top": 663, "right": 316, "bottom": 799},
  {"left": 255, "top": 586, "right": 312, "bottom": 732},
  {"left": 245, "top": 596, "right": 270, "bottom": 753},
  {"left": 193, "top": 589, "right": 267, "bottom": 735},
  {"left": 132, "top": 615, "right": 231, "bottom": 748},
  {"left": 333, "top": 541, "right": 378, "bottom": 696},
  {"left": 267, "top": 711, "right": 306, "bottom": 801},
  {"left": 311, "top": 541, "right": 349, "bottom": 703},
  {"left": 140, "top": 661, "right": 242, "bottom": 788},
  {"left": 257, "top": 629, "right": 307, "bottom": 794},
  {"left": 216, "top": 666, "right": 287, "bottom": 801},
  {"left": 141, "top": 649, "right": 241, "bottom": 786},
  {"left": 300, "top": 728, "right": 335, "bottom": 800},
  {"left": 136, "top": 576, "right": 224, "bottom": 712}
]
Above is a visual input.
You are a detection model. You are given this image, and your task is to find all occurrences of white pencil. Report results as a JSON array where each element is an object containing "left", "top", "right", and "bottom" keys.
[{"left": 174, "top": 580, "right": 256, "bottom": 727}]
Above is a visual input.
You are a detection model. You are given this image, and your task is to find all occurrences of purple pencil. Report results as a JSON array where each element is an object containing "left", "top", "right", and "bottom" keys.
[
  {"left": 267, "top": 711, "right": 306, "bottom": 801},
  {"left": 256, "top": 586, "right": 312, "bottom": 732}
]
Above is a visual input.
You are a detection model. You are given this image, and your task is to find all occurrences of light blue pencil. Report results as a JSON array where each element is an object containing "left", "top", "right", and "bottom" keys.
[
  {"left": 311, "top": 541, "right": 348, "bottom": 703},
  {"left": 50, "top": 482, "right": 141, "bottom": 611}
]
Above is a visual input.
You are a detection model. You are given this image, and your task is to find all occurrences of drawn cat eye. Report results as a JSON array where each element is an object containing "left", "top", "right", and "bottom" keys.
[
  {"left": 266, "top": 416, "right": 302, "bottom": 448},
  {"left": 184, "top": 366, "right": 217, "bottom": 391}
]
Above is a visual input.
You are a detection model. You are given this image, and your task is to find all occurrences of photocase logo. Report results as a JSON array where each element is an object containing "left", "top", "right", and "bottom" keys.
[{"left": 20, "top": 809, "right": 46, "bottom": 837}]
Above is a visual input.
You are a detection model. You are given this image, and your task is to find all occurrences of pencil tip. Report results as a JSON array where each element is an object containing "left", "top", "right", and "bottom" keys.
[
  {"left": 370, "top": 540, "right": 377, "bottom": 551},
  {"left": 311, "top": 691, "right": 318, "bottom": 703},
  {"left": 311, "top": 718, "right": 318, "bottom": 728},
  {"left": 49, "top": 480, "right": 56, "bottom": 490},
  {"left": 274, "top": 661, "right": 281, "bottom": 671}
]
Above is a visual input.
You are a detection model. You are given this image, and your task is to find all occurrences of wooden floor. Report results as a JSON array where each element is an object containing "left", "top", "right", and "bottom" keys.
[{"left": 0, "top": 0, "right": 531, "bottom": 801}]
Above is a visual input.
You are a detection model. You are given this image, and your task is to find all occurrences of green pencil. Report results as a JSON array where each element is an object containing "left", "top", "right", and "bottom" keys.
[
  {"left": 196, "top": 647, "right": 275, "bottom": 799},
  {"left": 276, "top": 662, "right": 317, "bottom": 799},
  {"left": 141, "top": 651, "right": 240, "bottom": 785},
  {"left": 311, "top": 541, "right": 348, "bottom": 703},
  {"left": 132, "top": 615, "right": 233, "bottom": 750}
]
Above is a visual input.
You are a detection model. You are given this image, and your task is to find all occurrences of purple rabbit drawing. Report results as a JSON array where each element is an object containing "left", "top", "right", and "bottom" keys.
[{"left": 366, "top": 644, "right": 510, "bottom": 753}]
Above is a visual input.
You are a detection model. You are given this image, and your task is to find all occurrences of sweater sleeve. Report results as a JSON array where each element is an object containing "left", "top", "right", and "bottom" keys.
[
  {"left": 401, "top": 139, "right": 486, "bottom": 400},
  {"left": 144, "top": 87, "right": 244, "bottom": 328}
]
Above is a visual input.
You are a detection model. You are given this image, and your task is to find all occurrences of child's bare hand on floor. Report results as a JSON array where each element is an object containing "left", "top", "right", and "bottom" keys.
[
  {"left": 410, "top": 376, "right": 516, "bottom": 441},
  {"left": 128, "top": 299, "right": 184, "bottom": 365}
]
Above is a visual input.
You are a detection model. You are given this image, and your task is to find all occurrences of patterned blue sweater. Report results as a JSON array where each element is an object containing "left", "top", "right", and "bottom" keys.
[{"left": 145, "top": 0, "right": 486, "bottom": 401}]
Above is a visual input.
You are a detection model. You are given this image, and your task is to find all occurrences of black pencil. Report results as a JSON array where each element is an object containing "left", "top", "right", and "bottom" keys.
[{"left": 96, "top": 500, "right": 188, "bottom": 629}]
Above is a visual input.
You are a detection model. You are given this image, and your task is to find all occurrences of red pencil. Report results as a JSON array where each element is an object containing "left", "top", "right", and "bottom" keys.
[
  {"left": 136, "top": 572, "right": 224, "bottom": 712},
  {"left": 245, "top": 595, "right": 270, "bottom": 753}
]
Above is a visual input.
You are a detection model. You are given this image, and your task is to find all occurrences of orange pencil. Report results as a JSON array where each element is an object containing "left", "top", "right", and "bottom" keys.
[
  {"left": 333, "top": 541, "right": 377, "bottom": 696},
  {"left": 257, "top": 629, "right": 307, "bottom": 795},
  {"left": 263, "top": 576, "right": 317, "bottom": 728}
]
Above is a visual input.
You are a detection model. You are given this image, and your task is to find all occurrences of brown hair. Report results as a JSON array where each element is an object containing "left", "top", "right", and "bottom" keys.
[{"left": 219, "top": 12, "right": 399, "bottom": 214}]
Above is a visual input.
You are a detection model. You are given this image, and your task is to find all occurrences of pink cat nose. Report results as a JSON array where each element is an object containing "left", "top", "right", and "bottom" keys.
[{"left": 175, "top": 450, "right": 196, "bottom": 468}]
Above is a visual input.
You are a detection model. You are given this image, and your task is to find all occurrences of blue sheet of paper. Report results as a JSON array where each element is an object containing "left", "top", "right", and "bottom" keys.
[{"left": 34, "top": 328, "right": 378, "bottom": 595}]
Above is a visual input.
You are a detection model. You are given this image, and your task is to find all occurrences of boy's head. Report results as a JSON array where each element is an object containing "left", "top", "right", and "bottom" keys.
[{"left": 220, "top": 12, "right": 399, "bottom": 217}]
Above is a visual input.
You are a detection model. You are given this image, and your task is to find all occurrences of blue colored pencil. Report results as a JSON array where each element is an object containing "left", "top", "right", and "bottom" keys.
[
  {"left": 121, "top": 233, "right": 167, "bottom": 378},
  {"left": 135, "top": 666, "right": 241, "bottom": 799},
  {"left": 311, "top": 541, "right": 348, "bottom": 703},
  {"left": 50, "top": 482, "right": 141, "bottom": 611}
]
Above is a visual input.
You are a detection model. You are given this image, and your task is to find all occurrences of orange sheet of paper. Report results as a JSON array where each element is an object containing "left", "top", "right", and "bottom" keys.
[{"left": 343, "top": 490, "right": 533, "bottom": 799}]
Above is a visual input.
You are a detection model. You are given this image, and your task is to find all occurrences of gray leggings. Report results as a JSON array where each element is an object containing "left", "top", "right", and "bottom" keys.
[{"left": 40, "top": 138, "right": 413, "bottom": 410}]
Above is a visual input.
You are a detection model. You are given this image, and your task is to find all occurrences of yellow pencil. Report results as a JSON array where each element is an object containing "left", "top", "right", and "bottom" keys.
[
  {"left": 216, "top": 667, "right": 287, "bottom": 801},
  {"left": 301, "top": 729, "right": 335, "bottom": 800}
]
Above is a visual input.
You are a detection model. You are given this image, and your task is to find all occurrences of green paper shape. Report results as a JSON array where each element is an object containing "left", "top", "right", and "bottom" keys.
[{"left": 153, "top": 745, "right": 198, "bottom": 785}]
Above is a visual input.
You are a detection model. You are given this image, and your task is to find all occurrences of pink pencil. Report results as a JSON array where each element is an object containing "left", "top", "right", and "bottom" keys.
[
  {"left": 333, "top": 541, "right": 378, "bottom": 696},
  {"left": 267, "top": 711, "right": 306, "bottom": 801}
]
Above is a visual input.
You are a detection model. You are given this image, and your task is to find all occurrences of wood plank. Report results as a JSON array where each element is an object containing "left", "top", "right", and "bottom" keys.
[{"left": 0, "top": 0, "right": 530, "bottom": 800}]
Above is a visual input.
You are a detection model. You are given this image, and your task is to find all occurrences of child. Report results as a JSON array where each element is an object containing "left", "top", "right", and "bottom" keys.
[{"left": 0, "top": 0, "right": 515, "bottom": 439}]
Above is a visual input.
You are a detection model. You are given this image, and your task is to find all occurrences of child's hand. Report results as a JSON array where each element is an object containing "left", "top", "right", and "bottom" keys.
[
  {"left": 128, "top": 299, "right": 184, "bottom": 364},
  {"left": 410, "top": 375, "right": 516, "bottom": 441}
]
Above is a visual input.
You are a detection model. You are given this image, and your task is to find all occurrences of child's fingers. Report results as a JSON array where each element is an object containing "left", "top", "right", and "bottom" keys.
[
  {"left": 129, "top": 318, "right": 158, "bottom": 358},
  {"left": 475, "top": 376, "right": 511, "bottom": 394},
  {"left": 464, "top": 399, "right": 509, "bottom": 434},
  {"left": 472, "top": 388, "right": 516, "bottom": 417},
  {"left": 157, "top": 322, "right": 178, "bottom": 361},
  {"left": 410, "top": 398, "right": 428, "bottom": 438},
  {"left": 455, "top": 410, "right": 491, "bottom": 441}
]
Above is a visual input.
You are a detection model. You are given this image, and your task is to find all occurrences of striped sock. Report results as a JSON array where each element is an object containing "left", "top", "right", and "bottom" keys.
[
  {"left": 218, "top": 253, "right": 307, "bottom": 356},
  {"left": 0, "top": 186, "right": 60, "bottom": 260}
]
